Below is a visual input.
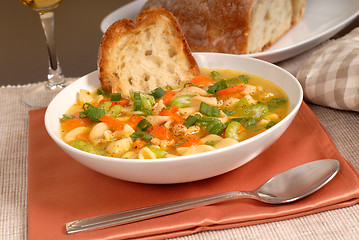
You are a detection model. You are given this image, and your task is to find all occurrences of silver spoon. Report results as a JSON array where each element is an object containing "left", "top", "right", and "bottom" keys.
[{"left": 66, "top": 159, "right": 340, "bottom": 234}]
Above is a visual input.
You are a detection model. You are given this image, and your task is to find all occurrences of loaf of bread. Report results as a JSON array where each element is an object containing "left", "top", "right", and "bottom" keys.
[
  {"left": 98, "top": 8, "right": 200, "bottom": 96},
  {"left": 142, "top": 0, "right": 306, "bottom": 54}
]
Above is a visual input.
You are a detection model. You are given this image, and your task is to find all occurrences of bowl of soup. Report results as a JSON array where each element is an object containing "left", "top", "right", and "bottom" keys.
[{"left": 45, "top": 53, "right": 303, "bottom": 184}]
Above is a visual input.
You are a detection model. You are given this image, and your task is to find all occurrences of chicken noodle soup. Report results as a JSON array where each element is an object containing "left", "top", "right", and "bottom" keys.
[{"left": 60, "top": 68, "right": 289, "bottom": 159}]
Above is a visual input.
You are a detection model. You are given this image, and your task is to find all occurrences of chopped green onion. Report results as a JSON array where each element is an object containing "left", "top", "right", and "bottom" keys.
[
  {"left": 140, "top": 108, "right": 152, "bottom": 116},
  {"left": 170, "top": 95, "right": 193, "bottom": 108},
  {"left": 266, "top": 121, "right": 276, "bottom": 129},
  {"left": 267, "top": 98, "right": 287, "bottom": 109},
  {"left": 199, "top": 102, "right": 220, "bottom": 117},
  {"left": 184, "top": 115, "right": 198, "bottom": 127},
  {"left": 199, "top": 102, "right": 211, "bottom": 115},
  {"left": 97, "top": 88, "right": 106, "bottom": 95},
  {"left": 226, "top": 77, "right": 239, "bottom": 86},
  {"left": 207, "top": 79, "right": 228, "bottom": 94},
  {"left": 228, "top": 117, "right": 244, "bottom": 124},
  {"left": 183, "top": 82, "right": 199, "bottom": 88},
  {"left": 196, "top": 117, "right": 213, "bottom": 126},
  {"left": 211, "top": 107, "right": 220, "bottom": 117},
  {"left": 210, "top": 71, "right": 220, "bottom": 80},
  {"left": 137, "top": 119, "right": 152, "bottom": 131},
  {"left": 173, "top": 140, "right": 188, "bottom": 147},
  {"left": 79, "top": 103, "right": 105, "bottom": 122},
  {"left": 130, "top": 131, "right": 153, "bottom": 141},
  {"left": 240, "top": 117, "right": 257, "bottom": 129},
  {"left": 223, "top": 109, "right": 235, "bottom": 116},
  {"left": 228, "top": 117, "right": 257, "bottom": 129},
  {"left": 110, "top": 93, "right": 122, "bottom": 101},
  {"left": 61, "top": 114, "right": 73, "bottom": 120},
  {"left": 206, "top": 118, "right": 226, "bottom": 135},
  {"left": 150, "top": 87, "right": 166, "bottom": 99},
  {"left": 130, "top": 91, "right": 155, "bottom": 111},
  {"left": 165, "top": 85, "right": 174, "bottom": 90},
  {"left": 133, "top": 92, "right": 142, "bottom": 111},
  {"left": 239, "top": 74, "right": 250, "bottom": 84}
]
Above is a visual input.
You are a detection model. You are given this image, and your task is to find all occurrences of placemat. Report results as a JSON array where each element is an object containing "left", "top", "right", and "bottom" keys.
[{"left": 28, "top": 103, "right": 359, "bottom": 240}]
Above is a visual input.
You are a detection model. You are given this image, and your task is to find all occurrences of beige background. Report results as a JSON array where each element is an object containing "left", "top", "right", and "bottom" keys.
[{"left": 1, "top": 0, "right": 132, "bottom": 86}]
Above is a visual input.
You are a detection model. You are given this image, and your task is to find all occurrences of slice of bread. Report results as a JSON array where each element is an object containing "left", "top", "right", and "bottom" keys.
[{"left": 98, "top": 8, "right": 200, "bottom": 96}]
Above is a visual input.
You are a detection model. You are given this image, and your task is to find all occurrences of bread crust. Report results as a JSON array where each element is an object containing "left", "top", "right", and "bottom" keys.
[
  {"left": 98, "top": 8, "right": 200, "bottom": 94},
  {"left": 143, "top": 0, "right": 305, "bottom": 54}
]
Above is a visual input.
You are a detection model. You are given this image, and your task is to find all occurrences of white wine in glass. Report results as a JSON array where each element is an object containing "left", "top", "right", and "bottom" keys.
[{"left": 20, "top": 0, "right": 73, "bottom": 108}]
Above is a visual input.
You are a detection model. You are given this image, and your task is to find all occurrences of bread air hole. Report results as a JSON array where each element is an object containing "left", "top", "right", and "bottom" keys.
[
  {"left": 151, "top": 56, "right": 163, "bottom": 67},
  {"left": 145, "top": 50, "right": 152, "bottom": 56},
  {"left": 144, "top": 74, "right": 150, "bottom": 82},
  {"left": 265, "top": 10, "right": 271, "bottom": 20},
  {"left": 128, "top": 77, "right": 133, "bottom": 85},
  {"left": 168, "top": 47, "right": 177, "bottom": 58}
]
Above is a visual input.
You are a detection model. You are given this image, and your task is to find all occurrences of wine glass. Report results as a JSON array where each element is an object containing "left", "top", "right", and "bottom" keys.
[{"left": 20, "top": 0, "right": 73, "bottom": 108}]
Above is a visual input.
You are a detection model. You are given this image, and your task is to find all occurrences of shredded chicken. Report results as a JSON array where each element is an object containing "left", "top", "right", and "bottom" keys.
[{"left": 171, "top": 124, "right": 200, "bottom": 137}]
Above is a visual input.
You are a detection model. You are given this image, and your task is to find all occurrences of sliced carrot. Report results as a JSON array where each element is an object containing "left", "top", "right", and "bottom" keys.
[
  {"left": 127, "top": 115, "right": 145, "bottom": 131},
  {"left": 99, "top": 115, "right": 125, "bottom": 131},
  {"left": 159, "top": 106, "right": 183, "bottom": 124},
  {"left": 76, "top": 133, "right": 90, "bottom": 142},
  {"left": 111, "top": 99, "right": 130, "bottom": 108},
  {"left": 61, "top": 117, "right": 91, "bottom": 131},
  {"left": 177, "top": 137, "right": 202, "bottom": 147},
  {"left": 161, "top": 90, "right": 175, "bottom": 105},
  {"left": 190, "top": 75, "right": 214, "bottom": 85},
  {"left": 99, "top": 98, "right": 130, "bottom": 108},
  {"left": 238, "top": 124, "right": 246, "bottom": 133},
  {"left": 216, "top": 85, "right": 246, "bottom": 95},
  {"left": 134, "top": 140, "right": 147, "bottom": 149},
  {"left": 147, "top": 125, "right": 171, "bottom": 140},
  {"left": 99, "top": 98, "right": 110, "bottom": 105}
]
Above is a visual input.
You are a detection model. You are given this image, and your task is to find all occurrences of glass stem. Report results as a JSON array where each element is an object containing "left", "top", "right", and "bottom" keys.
[{"left": 38, "top": 11, "right": 65, "bottom": 89}]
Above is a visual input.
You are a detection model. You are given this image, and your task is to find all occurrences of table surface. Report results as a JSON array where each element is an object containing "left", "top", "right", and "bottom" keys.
[{"left": 1, "top": 1, "right": 359, "bottom": 239}]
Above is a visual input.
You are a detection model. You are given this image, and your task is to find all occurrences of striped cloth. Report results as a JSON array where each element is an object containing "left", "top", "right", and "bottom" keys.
[{"left": 297, "top": 27, "right": 359, "bottom": 111}]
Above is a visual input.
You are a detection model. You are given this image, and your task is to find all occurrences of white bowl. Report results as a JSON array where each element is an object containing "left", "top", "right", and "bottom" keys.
[{"left": 45, "top": 53, "right": 303, "bottom": 184}]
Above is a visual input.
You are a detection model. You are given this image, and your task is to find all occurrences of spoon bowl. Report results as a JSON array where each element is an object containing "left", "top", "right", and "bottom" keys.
[
  {"left": 255, "top": 159, "right": 340, "bottom": 203},
  {"left": 66, "top": 159, "right": 340, "bottom": 233}
]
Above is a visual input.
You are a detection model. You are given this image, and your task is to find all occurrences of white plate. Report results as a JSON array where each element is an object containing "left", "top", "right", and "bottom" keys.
[{"left": 100, "top": 0, "right": 359, "bottom": 63}]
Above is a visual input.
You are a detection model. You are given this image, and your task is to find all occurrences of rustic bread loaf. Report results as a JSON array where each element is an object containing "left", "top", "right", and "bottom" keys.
[
  {"left": 98, "top": 8, "right": 200, "bottom": 96},
  {"left": 142, "top": 0, "right": 306, "bottom": 54}
]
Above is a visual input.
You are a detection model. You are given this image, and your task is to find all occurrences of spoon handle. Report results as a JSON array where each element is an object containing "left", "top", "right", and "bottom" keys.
[{"left": 66, "top": 191, "right": 251, "bottom": 234}]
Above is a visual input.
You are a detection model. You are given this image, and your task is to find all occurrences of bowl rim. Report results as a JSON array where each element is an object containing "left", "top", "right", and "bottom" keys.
[{"left": 45, "top": 53, "right": 303, "bottom": 164}]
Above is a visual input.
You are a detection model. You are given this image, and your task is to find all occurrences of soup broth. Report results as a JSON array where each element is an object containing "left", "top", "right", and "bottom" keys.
[{"left": 60, "top": 68, "right": 289, "bottom": 159}]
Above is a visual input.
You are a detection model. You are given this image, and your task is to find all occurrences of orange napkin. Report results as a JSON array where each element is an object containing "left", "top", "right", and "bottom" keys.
[{"left": 28, "top": 102, "right": 359, "bottom": 240}]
